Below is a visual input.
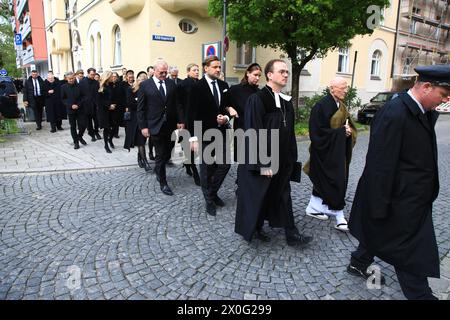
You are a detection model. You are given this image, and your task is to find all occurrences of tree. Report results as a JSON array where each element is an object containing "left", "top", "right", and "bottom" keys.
[
  {"left": 0, "top": 0, "right": 21, "bottom": 77},
  {"left": 209, "top": 0, "right": 390, "bottom": 111}
]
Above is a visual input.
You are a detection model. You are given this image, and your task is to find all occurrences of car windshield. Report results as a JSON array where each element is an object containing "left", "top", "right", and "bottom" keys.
[{"left": 371, "top": 93, "right": 393, "bottom": 102}]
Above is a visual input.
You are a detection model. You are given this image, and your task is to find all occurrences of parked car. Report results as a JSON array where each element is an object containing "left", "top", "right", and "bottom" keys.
[
  {"left": 357, "top": 91, "right": 400, "bottom": 124},
  {"left": 0, "top": 76, "right": 20, "bottom": 119}
]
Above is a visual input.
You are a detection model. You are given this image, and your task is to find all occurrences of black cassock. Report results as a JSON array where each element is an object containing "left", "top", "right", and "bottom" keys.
[
  {"left": 235, "top": 86, "right": 298, "bottom": 241},
  {"left": 349, "top": 93, "right": 440, "bottom": 278}
]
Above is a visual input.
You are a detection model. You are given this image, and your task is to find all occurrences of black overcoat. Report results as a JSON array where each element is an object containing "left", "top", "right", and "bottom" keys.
[{"left": 44, "top": 79, "right": 67, "bottom": 123}]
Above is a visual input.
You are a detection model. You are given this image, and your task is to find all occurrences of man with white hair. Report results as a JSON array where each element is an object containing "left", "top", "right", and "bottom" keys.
[
  {"left": 303, "top": 77, "right": 357, "bottom": 232},
  {"left": 169, "top": 66, "right": 182, "bottom": 85},
  {"left": 137, "top": 59, "right": 184, "bottom": 196}
]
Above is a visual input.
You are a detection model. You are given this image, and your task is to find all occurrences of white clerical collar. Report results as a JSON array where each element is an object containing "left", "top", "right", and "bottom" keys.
[{"left": 407, "top": 90, "right": 426, "bottom": 114}]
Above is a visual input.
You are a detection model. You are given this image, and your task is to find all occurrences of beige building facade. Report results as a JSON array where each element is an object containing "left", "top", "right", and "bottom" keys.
[{"left": 43, "top": 0, "right": 409, "bottom": 103}]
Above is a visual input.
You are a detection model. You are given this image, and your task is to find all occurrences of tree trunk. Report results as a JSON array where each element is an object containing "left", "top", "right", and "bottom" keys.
[{"left": 291, "top": 63, "right": 302, "bottom": 116}]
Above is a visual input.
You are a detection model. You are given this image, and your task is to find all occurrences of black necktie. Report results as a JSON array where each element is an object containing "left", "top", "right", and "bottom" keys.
[
  {"left": 159, "top": 80, "right": 166, "bottom": 99},
  {"left": 211, "top": 80, "right": 219, "bottom": 107}
]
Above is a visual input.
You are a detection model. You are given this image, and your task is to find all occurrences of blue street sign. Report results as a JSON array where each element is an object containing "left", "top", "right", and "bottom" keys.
[
  {"left": 152, "top": 35, "right": 175, "bottom": 42},
  {"left": 14, "top": 34, "right": 22, "bottom": 46},
  {"left": 0, "top": 69, "right": 7, "bottom": 76}
]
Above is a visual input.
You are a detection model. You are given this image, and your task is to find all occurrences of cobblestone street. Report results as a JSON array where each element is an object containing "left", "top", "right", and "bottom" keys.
[{"left": 0, "top": 116, "right": 449, "bottom": 300}]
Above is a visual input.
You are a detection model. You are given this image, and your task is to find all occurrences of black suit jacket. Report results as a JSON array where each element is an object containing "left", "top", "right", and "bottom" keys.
[
  {"left": 23, "top": 76, "right": 45, "bottom": 108},
  {"left": 187, "top": 77, "right": 230, "bottom": 137},
  {"left": 137, "top": 78, "right": 180, "bottom": 135},
  {"left": 61, "top": 83, "right": 83, "bottom": 115}
]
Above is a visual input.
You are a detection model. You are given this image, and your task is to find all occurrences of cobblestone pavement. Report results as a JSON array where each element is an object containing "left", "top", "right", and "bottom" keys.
[{"left": 0, "top": 117, "right": 449, "bottom": 300}]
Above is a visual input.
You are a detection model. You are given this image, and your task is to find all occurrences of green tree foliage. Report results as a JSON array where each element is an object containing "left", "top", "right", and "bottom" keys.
[
  {"left": 209, "top": 0, "right": 390, "bottom": 111},
  {"left": 0, "top": 0, "right": 21, "bottom": 77}
]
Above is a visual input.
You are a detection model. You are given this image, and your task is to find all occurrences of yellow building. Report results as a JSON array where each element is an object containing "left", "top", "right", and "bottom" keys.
[{"left": 43, "top": 0, "right": 399, "bottom": 103}]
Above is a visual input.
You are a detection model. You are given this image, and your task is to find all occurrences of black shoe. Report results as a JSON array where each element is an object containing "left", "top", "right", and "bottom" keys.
[
  {"left": 36, "top": 126, "right": 42, "bottom": 130},
  {"left": 286, "top": 233, "right": 313, "bottom": 247},
  {"left": 254, "top": 230, "right": 271, "bottom": 242},
  {"left": 347, "top": 264, "right": 386, "bottom": 285},
  {"left": 167, "top": 160, "right": 174, "bottom": 167},
  {"left": 213, "top": 196, "right": 225, "bottom": 207},
  {"left": 160, "top": 184, "right": 174, "bottom": 196},
  {"left": 185, "top": 164, "right": 193, "bottom": 176},
  {"left": 57, "top": 127, "right": 64, "bottom": 131},
  {"left": 149, "top": 153, "right": 155, "bottom": 161},
  {"left": 206, "top": 202, "right": 216, "bottom": 216},
  {"left": 95, "top": 133, "right": 102, "bottom": 140},
  {"left": 50, "top": 129, "right": 57, "bottom": 133},
  {"left": 109, "top": 139, "right": 115, "bottom": 149},
  {"left": 142, "top": 158, "right": 152, "bottom": 172},
  {"left": 79, "top": 137, "right": 87, "bottom": 145},
  {"left": 105, "top": 145, "right": 112, "bottom": 153},
  {"left": 74, "top": 141, "right": 80, "bottom": 150},
  {"left": 91, "top": 135, "right": 97, "bottom": 142}
]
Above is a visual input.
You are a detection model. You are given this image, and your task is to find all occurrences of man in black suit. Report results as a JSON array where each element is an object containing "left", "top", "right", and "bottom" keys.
[
  {"left": 137, "top": 60, "right": 183, "bottom": 196},
  {"left": 23, "top": 70, "right": 45, "bottom": 130},
  {"left": 61, "top": 72, "right": 86, "bottom": 150},
  {"left": 188, "top": 55, "right": 231, "bottom": 216},
  {"left": 80, "top": 68, "right": 101, "bottom": 141}
]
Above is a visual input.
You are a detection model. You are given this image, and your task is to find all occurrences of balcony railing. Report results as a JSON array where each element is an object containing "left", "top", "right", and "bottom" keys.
[
  {"left": 22, "top": 45, "right": 34, "bottom": 65},
  {"left": 16, "top": 0, "right": 27, "bottom": 18}
]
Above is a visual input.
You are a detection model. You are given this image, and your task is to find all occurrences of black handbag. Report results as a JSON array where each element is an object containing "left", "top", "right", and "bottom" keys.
[{"left": 123, "top": 111, "right": 131, "bottom": 121}]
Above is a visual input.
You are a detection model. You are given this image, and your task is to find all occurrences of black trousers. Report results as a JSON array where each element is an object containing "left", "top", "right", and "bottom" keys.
[
  {"left": 68, "top": 113, "right": 87, "bottom": 143},
  {"left": 199, "top": 140, "right": 231, "bottom": 203},
  {"left": 87, "top": 112, "right": 100, "bottom": 136},
  {"left": 351, "top": 243, "right": 438, "bottom": 300},
  {"left": 151, "top": 128, "right": 175, "bottom": 184},
  {"left": 32, "top": 96, "right": 45, "bottom": 127}
]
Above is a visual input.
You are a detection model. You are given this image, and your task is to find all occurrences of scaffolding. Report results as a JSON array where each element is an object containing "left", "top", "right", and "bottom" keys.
[{"left": 396, "top": 0, "right": 450, "bottom": 78}]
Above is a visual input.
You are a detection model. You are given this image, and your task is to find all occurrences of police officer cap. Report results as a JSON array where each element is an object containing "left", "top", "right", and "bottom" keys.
[{"left": 414, "top": 65, "right": 450, "bottom": 88}]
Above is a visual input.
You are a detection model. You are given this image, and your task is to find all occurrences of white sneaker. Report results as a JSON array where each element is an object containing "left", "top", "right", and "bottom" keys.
[
  {"left": 306, "top": 212, "right": 329, "bottom": 221},
  {"left": 334, "top": 223, "right": 349, "bottom": 232}
]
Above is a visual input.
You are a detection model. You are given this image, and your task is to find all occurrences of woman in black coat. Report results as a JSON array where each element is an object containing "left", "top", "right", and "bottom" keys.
[
  {"left": 97, "top": 71, "right": 119, "bottom": 153},
  {"left": 124, "top": 71, "right": 151, "bottom": 171},
  {"left": 44, "top": 74, "right": 67, "bottom": 132},
  {"left": 229, "top": 63, "right": 262, "bottom": 164}
]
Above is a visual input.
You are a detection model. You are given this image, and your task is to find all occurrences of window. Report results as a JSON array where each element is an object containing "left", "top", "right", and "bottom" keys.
[
  {"left": 179, "top": 19, "right": 198, "bottom": 34},
  {"left": 412, "top": 7, "right": 420, "bottom": 14},
  {"left": 338, "top": 48, "right": 350, "bottom": 73},
  {"left": 237, "top": 43, "right": 254, "bottom": 66},
  {"left": 90, "top": 35, "right": 95, "bottom": 67},
  {"left": 96, "top": 33, "right": 102, "bottom": 70},
  {"left": 403, "top": 57, "right": 413, "bottom": 75},
  {"left": 371, "top": 50, "right": 382, "bottom": 77},
  {"left": 113, "top": 26, "right": 122, "bottom": 66}
]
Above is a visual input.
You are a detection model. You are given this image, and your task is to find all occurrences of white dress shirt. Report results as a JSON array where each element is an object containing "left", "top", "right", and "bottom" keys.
[
  {"left": 407, "top": 90, "right": 426, "bottom": 114},
  {"left": 205, "top": 74, "right": 221, "bottom": 106},
  {"left": 153, "top": 76, "right": 167, "bottom": 95}
]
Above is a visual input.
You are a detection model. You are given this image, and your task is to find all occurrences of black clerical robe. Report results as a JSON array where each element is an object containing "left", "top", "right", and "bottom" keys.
[
  {"left": 304, "top": 93, "right": 357, "bottom": 211},
  {"left": 235, "top": 86, "right": 298, "bottom": 241}
]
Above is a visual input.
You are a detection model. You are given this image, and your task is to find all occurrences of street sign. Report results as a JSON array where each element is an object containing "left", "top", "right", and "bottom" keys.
[
  {"left": 223, "top": 36, "right": 229, "bottom": 53},
  {"left": 0, "top": 69, "right": 7, "bottom": 76},
  {"left": 14, "top": 34, "right": 22, "bottom": 46},
  {"left": 202, "top": 41, "right": 221, "bottom": 60},
  {"left": 152, "top": 35, "right": 175, "bottom": 42}
]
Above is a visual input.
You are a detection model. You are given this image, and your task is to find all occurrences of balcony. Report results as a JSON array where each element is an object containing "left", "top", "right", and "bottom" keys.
[
  {"left": 16, "top": 0, "right": 27, "bottom": 18},
  {"left": 19, "top": 14, "right": 31, "bottom": 40},
  {"left": 155, "top": 0, "right": 209, "bottom": 18},
  {"left": 110, "top": 0, "right": 146, "bottom": 19},
  {"left": 22, "top": 45, "right": 34, "bottom": 65}
]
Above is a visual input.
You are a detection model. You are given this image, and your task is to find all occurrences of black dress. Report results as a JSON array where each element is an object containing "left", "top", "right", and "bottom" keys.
[
  {"left": 124, "top": 87, "right": 146, "bottom": 150},
  {"left": 97, "top": 85, "right": 119, "bottom": 129},
  {"left": 230, "top": 83, "right": 259, "bottom": 130}
]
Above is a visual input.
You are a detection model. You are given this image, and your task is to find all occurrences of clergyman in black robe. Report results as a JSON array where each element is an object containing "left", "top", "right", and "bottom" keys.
[
  {"left": 303, "top": 77, "right": 357, "bottom": 232},
  {"left": 235, "top": 59, "right": 312, "bottom": 247}
]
